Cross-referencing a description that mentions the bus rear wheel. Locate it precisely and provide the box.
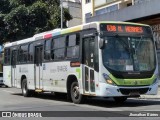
[22,79,32,97]
[113,96,127,103]
[70,81,85,104]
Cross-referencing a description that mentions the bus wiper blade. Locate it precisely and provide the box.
[136,35,144,51]
[115,34,130,52]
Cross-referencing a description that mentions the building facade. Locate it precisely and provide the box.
[82,0,160,46]
[63,0,82,27]
[82,0,134,23]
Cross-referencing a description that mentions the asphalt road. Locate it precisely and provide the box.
[0,87,160,120]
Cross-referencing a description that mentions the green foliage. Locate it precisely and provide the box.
[0,0,11,14]
[0,0,72,44]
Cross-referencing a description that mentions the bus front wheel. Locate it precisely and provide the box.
[22,79,32,97]
[70,81,85,104]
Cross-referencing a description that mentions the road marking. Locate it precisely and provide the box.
[2,90,15,94]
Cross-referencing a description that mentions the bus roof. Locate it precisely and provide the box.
[4,21,150,48]
[4,37,34,48]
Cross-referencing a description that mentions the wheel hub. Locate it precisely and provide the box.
[23,83,27,94]
[73,86,79,99]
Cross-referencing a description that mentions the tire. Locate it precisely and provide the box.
[21,79,32,97]
[70,81,85,104]
[113,96,127,103]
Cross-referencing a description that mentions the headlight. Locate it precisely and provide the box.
[103,73,116,85]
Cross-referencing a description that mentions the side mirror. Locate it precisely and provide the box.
[99,38,105,49]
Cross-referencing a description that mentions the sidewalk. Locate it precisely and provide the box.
[139,87,160,99]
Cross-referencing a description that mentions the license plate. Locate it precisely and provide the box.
[129,92,140,96]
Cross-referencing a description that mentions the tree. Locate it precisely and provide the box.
[0,0,72,44]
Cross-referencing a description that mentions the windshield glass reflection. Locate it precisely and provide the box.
[102,36,155,72]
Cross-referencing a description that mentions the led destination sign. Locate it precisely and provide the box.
[100,23,152,35]
[107,25,143,33]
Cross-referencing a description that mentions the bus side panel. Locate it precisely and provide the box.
[27,64,35,90]
[16,64,35,89]
[16,65,20,88]
[3,66,12,87]
[42,61,81,93]
[43,62,70,92]
[16,65,25,89]
[42,62,53,91]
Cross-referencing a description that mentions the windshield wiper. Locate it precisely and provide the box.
[136,35,144,52]
[115,34,130,52]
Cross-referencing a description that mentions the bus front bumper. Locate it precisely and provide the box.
[98,82,159,97]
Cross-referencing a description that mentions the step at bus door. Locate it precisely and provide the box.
[82,37,97,95]
[11,50,17,87]
[34,46,43,89]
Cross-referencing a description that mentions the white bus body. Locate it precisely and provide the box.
[3,22,159,103]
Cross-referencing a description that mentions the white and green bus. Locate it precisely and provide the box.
[3,21,159,103]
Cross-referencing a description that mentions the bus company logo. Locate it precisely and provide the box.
[2,112,11,117]
[133,81,138,85]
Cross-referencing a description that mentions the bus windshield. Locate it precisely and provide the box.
[102,35,156,72]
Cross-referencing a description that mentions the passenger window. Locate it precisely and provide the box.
[66,34,80,59]
[51,36,66,60]
[28,43,34,62]
[82,37,95,68]
[19,45,28,63]
[68,34,76,46]
[4,48,11,65]
[44,39,51,60]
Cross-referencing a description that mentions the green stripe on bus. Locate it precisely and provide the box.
[109,74,156,86]
[76,68,81,79]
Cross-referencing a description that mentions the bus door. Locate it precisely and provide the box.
[34,46,43,89]
[82,36,98,95]
[11,50,17,87]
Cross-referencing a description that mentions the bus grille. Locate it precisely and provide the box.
[119,88,149,95]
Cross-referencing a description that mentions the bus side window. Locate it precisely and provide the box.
[51,36,66,60]
[82,38,89,66]
[28,43,34,62]
[44,39,51,61]
[11,50,16,66]
[18,47,22,63]
[89,38,95,68]
[51,39,54,60]
[82,37,96,68]
[19,45,28,63]
[66,34,80,59]
[4,48,11,65]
